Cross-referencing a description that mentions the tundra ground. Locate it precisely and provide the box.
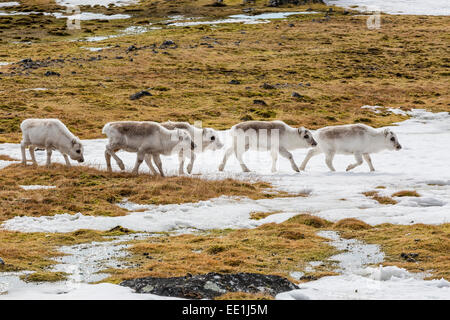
[0,0,448,299]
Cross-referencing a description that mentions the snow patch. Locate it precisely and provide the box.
[19,185,56,190]
[0,2,19,8]
[277,231,450,300]
[55,0,137,7]
[324,0,450,16]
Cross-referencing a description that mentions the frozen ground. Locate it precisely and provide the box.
[168,12,318,27]
[0,108,448,299]
[1,108,449,233]
[0,233,181,299]
[55,0,138,7]
[325,0,450,15]
[277,231,450,300]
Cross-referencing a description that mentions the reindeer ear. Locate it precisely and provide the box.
[71,139,77,146]
[298,127,305,134]
[202,128,206,136]
[384,128,391,137]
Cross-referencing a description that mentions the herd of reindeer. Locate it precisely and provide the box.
[19,118,402,176]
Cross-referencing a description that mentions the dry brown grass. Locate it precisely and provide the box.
[0,155,18,161]
[104,215,339,283]
[215,292,274,300]
[1,7,449,143]
[249,211,280,220]
[0,228,128,275]
[392,190,421,197]
[363,190,398,205]
[0,163,287,222]
[333,218,372,230]
[335,223,450,280]
[287,214,332,228]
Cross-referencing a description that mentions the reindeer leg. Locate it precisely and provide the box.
[346,153,363,172]
[363,153,375,172]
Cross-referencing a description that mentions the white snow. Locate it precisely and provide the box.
[168,11,318,27]
[1,109,449,232]
[0,280,178,300]
[55,0,137,7]
[52,12,131,20]
[0,233,180,300]
[0,10,130,20]
[21,87,49,91]
[277,231,450,300]
[0,159,18,169]
[19,185,56,190]
[324,0,450,16]
[0,2,19,8]
[0,108,449,299]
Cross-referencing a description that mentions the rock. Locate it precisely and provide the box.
[130,90,152,100]
[20,58,33,64]
[0,257,4,265]
[400,252,419,262]
[108,226,131,233]
[300,275,318,281]
[292,92,303,98]
[261,83,276,90]
[120,272,298,299]
[126,45,138,53]
[253,99,268,106]
[159,40,177,49]
[44,71,60,77]
[228,79,241,85]
[240,114,253,121]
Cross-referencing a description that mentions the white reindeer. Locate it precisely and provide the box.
[143,121,224,175]
[219,120,317,173]
[20,119,84,167]
[300,124,402,172]
[102,121,195,176]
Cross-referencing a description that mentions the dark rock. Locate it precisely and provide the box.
[210,0,227,7]
[253,99,268,106]
[0,257,4,265]
[108,226,131,233]
[292,92,303,98]
[126,45,138,53]
[160,40,177,49]
[130,90,152,100]
[400,252,419,262]
[261,83,276,90]
[44,71,60,77]
[300,275,318,281]
[240,114,253,121]
[120,272,298,299]
[228,79,241,85]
